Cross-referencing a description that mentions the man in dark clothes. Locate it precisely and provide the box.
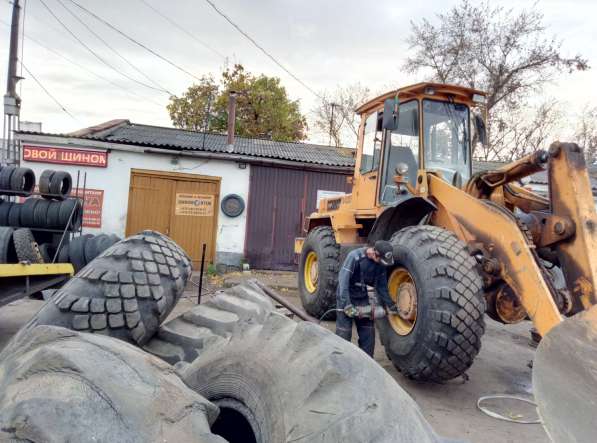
[335,240,398,356]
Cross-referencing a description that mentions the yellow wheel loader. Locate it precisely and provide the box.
[295,82,597,395]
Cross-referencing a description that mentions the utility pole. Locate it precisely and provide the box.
[328,102,337,146]
[3,0,22,166]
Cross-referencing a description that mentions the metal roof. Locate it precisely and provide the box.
[18,121,355,168]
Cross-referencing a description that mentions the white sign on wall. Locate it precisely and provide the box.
[316,190,345,208]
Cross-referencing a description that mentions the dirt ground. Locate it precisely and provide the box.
[0,270,548,443]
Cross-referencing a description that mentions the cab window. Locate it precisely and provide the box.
[360,112,382,174]
[423,99,470,184]
[379,100,420,204]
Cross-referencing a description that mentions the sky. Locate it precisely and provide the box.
[0,0,595,145]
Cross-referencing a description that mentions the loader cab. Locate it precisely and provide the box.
[353,83,487,208]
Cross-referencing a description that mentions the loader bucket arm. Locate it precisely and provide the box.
[548,142,597,313]
[428,174,562,336]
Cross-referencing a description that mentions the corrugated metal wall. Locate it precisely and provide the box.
[246,165,351,270]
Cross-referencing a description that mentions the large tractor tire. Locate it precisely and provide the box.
[298,226,340,319]
[378,225,486,382]
[0,325,225,443]
[22,230,192,346]
[146,280,446,443]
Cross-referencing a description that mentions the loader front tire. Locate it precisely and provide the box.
[378,225,486,382]
[298,226,340,319]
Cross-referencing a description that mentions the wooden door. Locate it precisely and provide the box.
[126,170,220,266]
[169,178,219,265]
[126,173,174,236]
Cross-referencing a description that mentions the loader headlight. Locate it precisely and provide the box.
[396,163,409,175]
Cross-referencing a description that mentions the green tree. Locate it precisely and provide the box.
[168,65,307,142]
[167,75,218,132]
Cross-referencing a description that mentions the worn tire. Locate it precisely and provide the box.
[145,280,444,443]
[0,200,13,225]
[377,225,486,382]
[13,228,43,263]
[49,170,72,200]
[0,325,224,443]
[39,243,57,263]
[298,226,340,319]
[69,234,93,272]
[47,200,62,227]
[6,203,21,227]
[24,231,192,346]
[57,243,70,263]
[20,198,39,227]
[85,233,118,263]
[9,167,36,196]
[0,165,16,193]
[33,198,52,227]
[39,169,55,197]
[59,198,82,229]
[0,227,16,263]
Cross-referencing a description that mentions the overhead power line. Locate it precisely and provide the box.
[56,0,172,95]
[203,0,322,99]
[65,0,205,83]
[0,18,165,108]
[38,0,168,95]
[138,0,226,60]
[20,62,80,122]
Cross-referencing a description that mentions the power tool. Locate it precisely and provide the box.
[343,303,387,320]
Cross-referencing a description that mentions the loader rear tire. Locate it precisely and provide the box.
[298,226,340,319]
[378,225,486,382]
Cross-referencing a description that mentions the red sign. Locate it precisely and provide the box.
[75,188,104,228]
[23,145,108,168]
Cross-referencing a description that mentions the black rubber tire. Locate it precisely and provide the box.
[0,166,16,194]
[58,198,82,230]
[24,231,192,347]
[377,225,486,382]
[298,226,340,319]
[49,170,72,200]
[46,200,62,228]
[39,169,55,198]
[19,198,39,227]
[84,233,118,264]
[9,167,36,196]
[0,326,222,443]
[7,203,21,227]
[13,228,44,263]
[39,243,57,263]
[0,200,13,225]
[0,226,17,263]
[33,198,52,227]
[146,281,444,443]
[69,234,93,272]
[57,243,70,263]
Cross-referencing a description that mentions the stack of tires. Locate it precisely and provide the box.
[0,167,119,268]
[0,168,83,231]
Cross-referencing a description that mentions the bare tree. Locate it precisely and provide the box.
[574,106,597,164]
[312,84,371,147]
[404,0,588,159]
[479,100,562,161]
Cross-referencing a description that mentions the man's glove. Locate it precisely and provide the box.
[343,304,357,318]
[386,304,399,315]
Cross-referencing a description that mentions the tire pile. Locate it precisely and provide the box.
[0,166,120,268]
[0,231,448,443]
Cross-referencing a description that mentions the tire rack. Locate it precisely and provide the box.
[0,171,87,263]
[0,171,86,305]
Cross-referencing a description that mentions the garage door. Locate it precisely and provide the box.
[246,166,351,270]
[126,169,220,265]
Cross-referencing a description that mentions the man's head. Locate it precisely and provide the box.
[366,240,394,266]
